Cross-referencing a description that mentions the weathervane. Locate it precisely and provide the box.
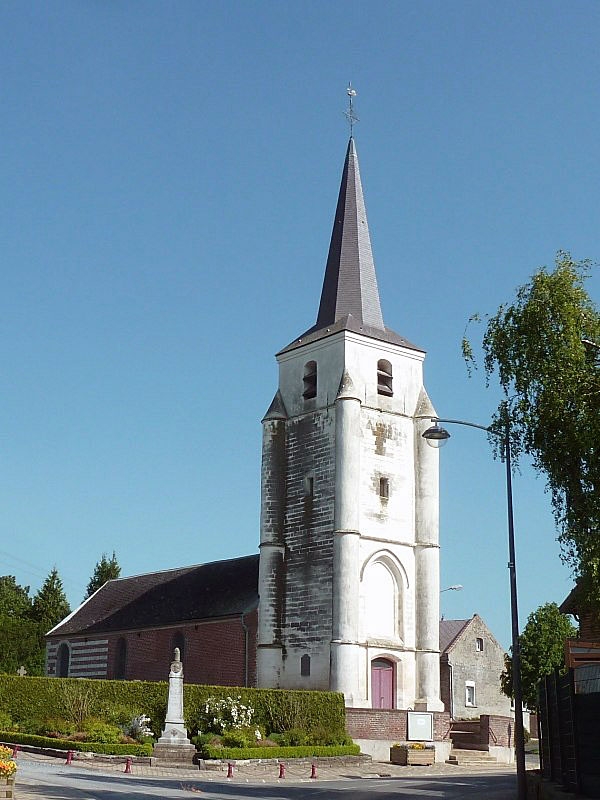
[344,82,359,136]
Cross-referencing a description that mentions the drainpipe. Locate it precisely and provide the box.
[240,613,249,687]
[449,662,454,720]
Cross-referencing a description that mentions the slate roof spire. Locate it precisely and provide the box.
[316,137,385,331]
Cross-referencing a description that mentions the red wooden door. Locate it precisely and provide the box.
[371,658,394,709]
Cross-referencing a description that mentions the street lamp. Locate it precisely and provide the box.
[422,416,527,800]
[440,584,463,592]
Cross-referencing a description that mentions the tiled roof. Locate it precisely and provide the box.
[439,618,470,654]
[48,554,259,637]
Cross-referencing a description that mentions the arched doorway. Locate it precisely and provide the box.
[371,657,394,709]
[56,643,70,678]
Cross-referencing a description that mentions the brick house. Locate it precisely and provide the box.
[439,615,512,719]
[46,555,258,685]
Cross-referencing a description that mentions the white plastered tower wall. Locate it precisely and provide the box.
[257,136,443,711]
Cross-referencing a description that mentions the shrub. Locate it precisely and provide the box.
[38,718,77,738]
[0,731,152,756]
[309,725,352,746]
[201,744,361,760]
[0,676,346,744]
[0,746,12,760]
[221,728,255,748]
[82,720,122,744]
[195,695,254,735]
[0,713,12,732]
[120,714,154,743]
[279,728,308,746]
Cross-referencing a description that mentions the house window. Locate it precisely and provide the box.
[56,643,70,678]
[465,681,476,707]
[377,359,393,396]
[476,637,484,652]
[115,637,127,680]
[301,654,311,677]
[303,361,317,400]
[379,477,389,499]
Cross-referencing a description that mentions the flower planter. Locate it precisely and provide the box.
[390,747,435,766]
[0,777,14,799]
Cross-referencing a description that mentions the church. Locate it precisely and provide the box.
[46,135,443,713]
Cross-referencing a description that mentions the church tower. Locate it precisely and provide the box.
[257,137,443,711]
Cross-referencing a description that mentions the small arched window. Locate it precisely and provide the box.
[115,637,127,680]
[301,654,311,677]
[172,631,186,664]
[56,643,70,677]
[377,360,393,396]
[303,361,317,400]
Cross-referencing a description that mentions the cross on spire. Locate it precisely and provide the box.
[344,82,359,136]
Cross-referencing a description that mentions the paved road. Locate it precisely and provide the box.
[14,755,523,800]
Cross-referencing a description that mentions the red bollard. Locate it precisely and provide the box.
[278,761,286,779]
[227,762,234,778]
[11,745,19,760]
[310,762,317,779]
[124,757,132,774]
[65,750,73,766]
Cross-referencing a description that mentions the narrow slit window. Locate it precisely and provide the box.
[476,637,484,652]
[301,654,311,677]
[303,361,317,400]
[379,477,389,499]
[377,360,393,396]
[305,476,314,497]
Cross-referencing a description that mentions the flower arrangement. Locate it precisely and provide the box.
[0,759,16,779]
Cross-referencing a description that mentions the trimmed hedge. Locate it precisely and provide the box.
[201,744,361,760]
[0,732,152,756]
[0,676,346,738]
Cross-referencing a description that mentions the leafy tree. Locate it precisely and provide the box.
[85,551,121,599]
[464,252,600,604]
[0,576,32,619]
[0,575,46,675]
[31,567,70,631]
[501,602,578,709]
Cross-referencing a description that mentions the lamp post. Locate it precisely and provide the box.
[440,584,463,592]
[422,417,526,800]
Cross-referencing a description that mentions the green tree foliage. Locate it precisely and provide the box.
[464,252,600,603]
[0,576,31,619]
[85,551,121,599]
[0,576,44,675]
[0,570,70,676]
[31,568,71,631]
[501,602,578,709]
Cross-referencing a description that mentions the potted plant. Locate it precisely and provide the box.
[0,746,16,799]
[390,742,435,766]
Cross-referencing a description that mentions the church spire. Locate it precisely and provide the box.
[316,137,385,331]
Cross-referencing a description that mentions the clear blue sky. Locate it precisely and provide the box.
[2,1,598,649]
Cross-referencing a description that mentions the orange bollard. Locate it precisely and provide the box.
[310,762,317,779]
[227,762,234,778]
[65,750,73,765]
[11,746,18,760]
[278,761,285,779]
[124,757,132,774]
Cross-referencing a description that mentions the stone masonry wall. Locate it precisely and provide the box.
[448,615,511,719]
[281,408,335,686]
